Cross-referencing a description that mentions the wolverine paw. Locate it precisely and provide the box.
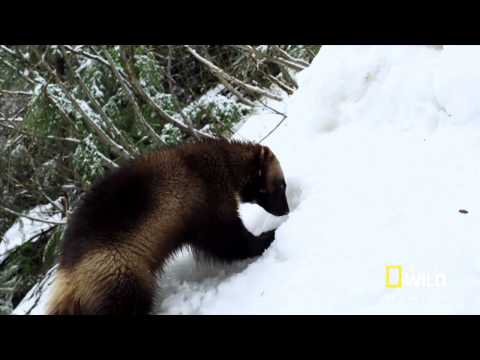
[247,229,276,256]
[258,229,276,249]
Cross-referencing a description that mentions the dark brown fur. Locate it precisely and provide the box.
[47,139,289,315]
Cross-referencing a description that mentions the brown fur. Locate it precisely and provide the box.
[47,139,289,315]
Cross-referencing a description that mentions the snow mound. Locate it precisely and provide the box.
[156,46,480,314]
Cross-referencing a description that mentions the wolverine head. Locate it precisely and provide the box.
[241,145,290,216]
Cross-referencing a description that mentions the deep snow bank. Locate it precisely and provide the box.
[156,46,480,314]
[14,45,480,314]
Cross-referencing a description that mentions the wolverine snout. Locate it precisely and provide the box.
[268,196,290,216]
[278,200,290,216]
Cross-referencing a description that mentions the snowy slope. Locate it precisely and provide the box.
[15,45,480,315]
[156,45,480,315]
[1,203,62,264]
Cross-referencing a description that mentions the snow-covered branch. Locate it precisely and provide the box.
[34,52,133,161]
[232,45,299,88]
[63,45,109,67]
[60,46,139,155]
[264,73,295,95]
[0,206,66,226]
[185,45,283,102]
[43,87,119,170]
[102,47,166,146]
[0,90,33,96]
[118,47,215,140]
[272,45,310,68]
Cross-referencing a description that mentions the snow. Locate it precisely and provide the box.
[14,45,480,315]
[1,203,62,264]
[11,266,57,315]
[155,45,480,314]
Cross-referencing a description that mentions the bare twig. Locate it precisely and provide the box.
[0,58,36,85]
[32,48,133,161]
[37,190,64,214]
[0,45,17,56]
[63,45,109,67]
[165,46,192,126]
[186,45,282,102]
[6,46,131,162]
[166,45,176,95]
[305,46,320,60]
[278,65,298,89]
[231,45,299,88]
[257,98,288,118]
[264,72,295,95]
[0,122,81,144]
[257,99,288,144]
[270,56,305,73]
[238,45,306,72]
[272,45,310,68]
[0,206,66,225]
[21,151,67,215]
[44,87,119,170]
[102,47,166,146]
[60,46,139,155]
[215,73,255,107]
[65,45,137,93]
[201,48,255,107]
[119,46,215,140]
[259,113,288,144]
[87,46,136,92]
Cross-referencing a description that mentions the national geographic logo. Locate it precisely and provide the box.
[386,265,447,289]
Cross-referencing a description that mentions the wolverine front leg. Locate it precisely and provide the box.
[197,217,276,262]
[248,229,275,256]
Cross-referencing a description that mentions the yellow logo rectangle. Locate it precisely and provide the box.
[386,265,402,288]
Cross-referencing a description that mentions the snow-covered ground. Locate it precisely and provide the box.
[14,45,480,314]
[1,203,62,264]
[1,202,62,315]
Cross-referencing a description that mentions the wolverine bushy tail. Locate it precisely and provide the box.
[47,268,154,315]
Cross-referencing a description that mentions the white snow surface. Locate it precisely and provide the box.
[1,203,62,264]
[12,266,57,315]
[156,45,480,315]
[15,45,480,315]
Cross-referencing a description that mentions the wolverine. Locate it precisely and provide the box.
[47,139,289,315]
